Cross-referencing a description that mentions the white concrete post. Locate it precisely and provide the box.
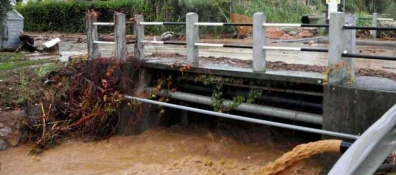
[114,13,127,61]
[134,15,145,60]
[345,13,356,80]
[327,12,355,84]
[186,12,199,67]
[322,12,328,33]
[86,13,99,60]
[252,12,266,72]
[371,13,378,38]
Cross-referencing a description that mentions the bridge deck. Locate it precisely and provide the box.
[143,56,325,85]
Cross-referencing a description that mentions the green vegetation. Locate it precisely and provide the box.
[12,0,396,34]
[0,59,53,71]
[0,52,25,62]
[1,0,13,39]
[0,62,63,107]
[15,0,229,34]
[345,0,396,16]
[15,0,322,34]
[34,63,63,77]
[0,52,62,106]
[233,0,323,23]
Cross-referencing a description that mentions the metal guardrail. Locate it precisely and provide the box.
[329,105,396,175]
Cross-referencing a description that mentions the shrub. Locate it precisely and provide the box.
[16,0,327,34]
[15,0,231,34]
[1,0,13,38]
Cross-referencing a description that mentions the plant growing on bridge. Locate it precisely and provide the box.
[193,74,262,113]
[322,61,355,85]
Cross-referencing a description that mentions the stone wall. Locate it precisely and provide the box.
[0,110,27,151]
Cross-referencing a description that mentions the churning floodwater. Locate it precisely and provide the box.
[0,124,321,175]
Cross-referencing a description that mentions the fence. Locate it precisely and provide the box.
[357,13,396,37]
[86,12,128,61]
[86,12,396,85]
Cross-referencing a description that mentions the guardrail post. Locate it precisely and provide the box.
[371,13,378,38]
[134,15,145,60]
[186,12,199,67]
[86,12,99,60]
[114,12,127,61]
[253,12,266,72]
[327,12,355,84]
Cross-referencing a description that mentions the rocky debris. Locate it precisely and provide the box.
[230,13,253,39]
[378,21,396,40]
[15,30,43,53]
[357,21,396,39]
[0,110,28,122]
[159,31,184,41]
[267,27,316,39]
[0,110,28,151]
[0,127,12,137]
[0,139,8,150]
[42,38,61,55]
[98,35,134,43]
[267,27,293,39]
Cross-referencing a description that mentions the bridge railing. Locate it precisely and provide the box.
[329,104,396,175]
[86,12,128,61]
[87,12,396,84]
[357,13,396,37]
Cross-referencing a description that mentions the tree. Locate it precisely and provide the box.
[1,0,13,39]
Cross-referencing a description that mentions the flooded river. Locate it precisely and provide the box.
[0,125,321,175]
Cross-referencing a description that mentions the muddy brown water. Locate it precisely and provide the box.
[0,125,321,175]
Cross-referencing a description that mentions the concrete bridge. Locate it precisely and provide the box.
[83,11,396,174]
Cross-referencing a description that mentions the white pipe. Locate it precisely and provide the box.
[152,89,323,124]
[123,95,358,140]
[93,22,114,26]
[264,23,302,27]
[143,40,165,44]
[195,43,224,47]
[195,22,224,26]
[377,18,395,21]
[263,46,301,51]
[140,22,164,25]
[93,41,116,44]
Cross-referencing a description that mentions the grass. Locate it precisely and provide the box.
[355,11,372,26]
[0,56,64,108]
[0,52,26,62]
[34,63,63,77]
[232,0,325,23]
[0,59,55,71]
[0,63,64,107]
